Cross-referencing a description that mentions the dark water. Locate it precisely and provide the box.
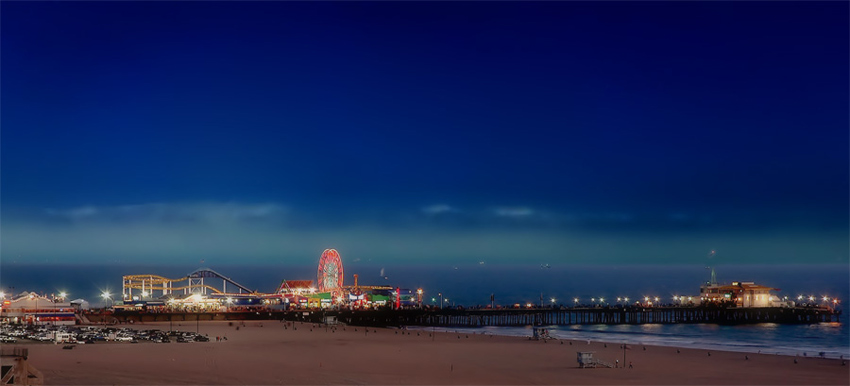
[2,262,847,357]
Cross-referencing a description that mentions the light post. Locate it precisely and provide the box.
[102,292,112,308]
[438,293,443,310]
[550,298,556,308]
[31,293,38,326]
[573,298,579,307]
[417,289,423,309]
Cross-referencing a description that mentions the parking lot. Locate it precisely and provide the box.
[0,324,211,344]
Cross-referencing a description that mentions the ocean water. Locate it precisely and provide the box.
[2,262,847,358]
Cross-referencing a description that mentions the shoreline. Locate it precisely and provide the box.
[409,324,849,360]
[13,320,849,385]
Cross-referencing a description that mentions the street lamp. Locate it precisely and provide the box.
[417,288,423,308]
[438,293,443,309]
[31,293,38,326]
[573,298,579,306]
[102,292,112,307]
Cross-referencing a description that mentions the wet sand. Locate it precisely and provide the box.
[17,321,850,385]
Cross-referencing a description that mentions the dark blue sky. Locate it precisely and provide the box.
[2,2,847,266]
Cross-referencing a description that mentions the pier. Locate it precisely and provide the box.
[85,305,840,327]
[336,306,840,328]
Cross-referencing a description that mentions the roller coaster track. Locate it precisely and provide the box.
[123,268,258,300]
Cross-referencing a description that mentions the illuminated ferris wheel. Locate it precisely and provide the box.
[317,249,344,292]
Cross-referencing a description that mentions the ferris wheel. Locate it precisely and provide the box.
[317,249,344,292]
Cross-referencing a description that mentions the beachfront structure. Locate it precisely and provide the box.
[699,281,782,307]
[0,292,75,326]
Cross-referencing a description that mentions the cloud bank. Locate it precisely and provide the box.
[2,201,847,266]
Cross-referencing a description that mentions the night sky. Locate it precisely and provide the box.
[2,2,847,266]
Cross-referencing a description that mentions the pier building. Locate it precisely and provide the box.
[0,292,74,326]
[700,281,784,307]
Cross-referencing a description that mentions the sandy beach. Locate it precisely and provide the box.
[11,320,848,385]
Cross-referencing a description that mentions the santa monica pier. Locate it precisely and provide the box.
[0,249,841,328]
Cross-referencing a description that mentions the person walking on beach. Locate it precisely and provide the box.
[628,362,633,369]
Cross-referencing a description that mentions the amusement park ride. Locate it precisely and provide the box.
[121,249,405,309]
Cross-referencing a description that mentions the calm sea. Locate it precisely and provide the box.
[2,262,847,358]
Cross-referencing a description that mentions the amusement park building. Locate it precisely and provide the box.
[0,292,75,326]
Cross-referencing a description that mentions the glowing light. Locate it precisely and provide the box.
[617,297,622,302]
[550,298,556,303]
[573,298,579,303]
[417,289,423,295]
[226,297,233,304]
[59,292,67,298]
[644,297,649,302]
[141,291,149,297]
[624,297,629,302]
[809,296,815,301]
[797,295,803,300]
[823,296,829,302]
[654,297,659,302]
[0,292,4,299]
[599,298,605,303]
[591,298,596,302]
[101,292,111,299]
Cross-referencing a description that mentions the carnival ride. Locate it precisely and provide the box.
[317,249,344,292]
[122,268,257,301]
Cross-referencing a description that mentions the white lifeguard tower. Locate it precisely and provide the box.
[532,326,552,340]
[577,351,614,368]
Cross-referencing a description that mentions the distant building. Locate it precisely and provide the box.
[700,281,782,307]
[0,292,75,325]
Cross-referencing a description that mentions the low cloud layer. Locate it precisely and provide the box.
[43,202,287,225]
[2,201,847,266]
